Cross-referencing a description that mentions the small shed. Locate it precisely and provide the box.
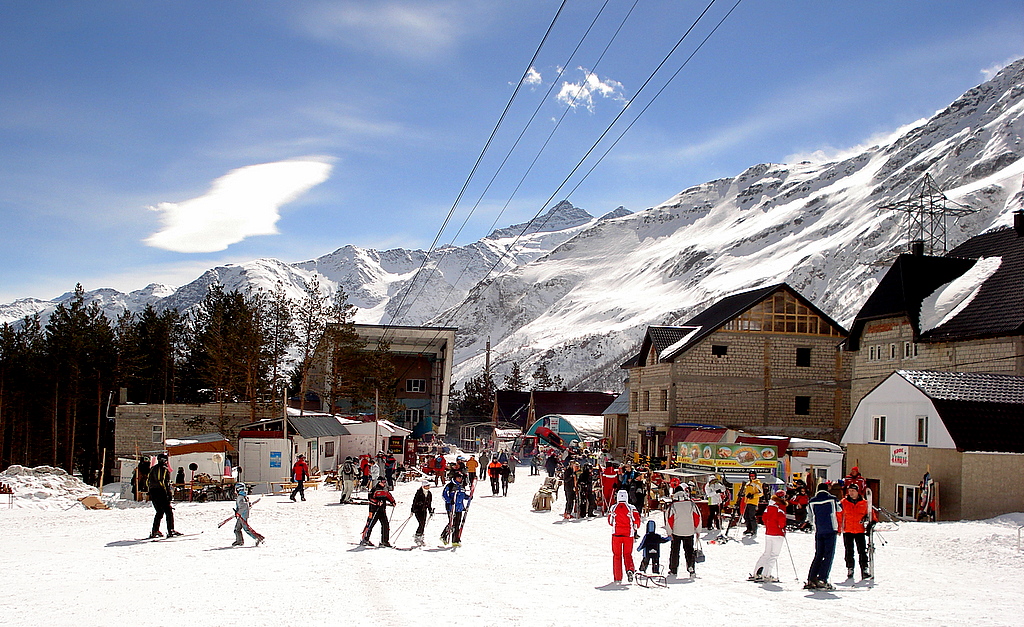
[166,433,234,482]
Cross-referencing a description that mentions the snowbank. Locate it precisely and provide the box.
[0,465,106,510]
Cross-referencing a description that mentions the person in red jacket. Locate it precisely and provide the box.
[607,489,641,583]
[750,490,788,582]
[290,454,310,502]
[838,484,872,579]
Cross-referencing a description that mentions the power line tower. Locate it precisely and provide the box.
[879,174,977,255]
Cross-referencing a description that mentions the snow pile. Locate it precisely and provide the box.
[0,465,102,510]
[919,256,1002,332]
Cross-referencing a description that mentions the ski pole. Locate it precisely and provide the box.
[783,535,800,581]
[391,513,414,543]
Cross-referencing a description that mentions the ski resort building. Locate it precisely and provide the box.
[306,324,456,437]
[622,284,850,463]
[845,218,1024,412]
[843,370,1024,521]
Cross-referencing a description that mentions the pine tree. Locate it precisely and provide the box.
[503,362,526,392]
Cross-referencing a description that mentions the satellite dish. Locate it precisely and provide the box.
[188,463,198,471]
[212,454,222,464]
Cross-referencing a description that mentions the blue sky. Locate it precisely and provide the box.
[1,1,1021,302]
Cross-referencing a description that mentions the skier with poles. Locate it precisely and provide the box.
[749,490,787,582]
[608,490,641,584]
[838,484,872,579]
[411,480,434,546]
[359,478,396,547]
[147,453,182,539]
[441,473,472,547]
[229,483,264,547]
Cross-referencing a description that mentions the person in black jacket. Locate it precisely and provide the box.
[562,462,579,519]
[360,479,396,547]
[498,462,512,497]
[411,481,434,546]
[578,464,595,517]
[148,453,182,539]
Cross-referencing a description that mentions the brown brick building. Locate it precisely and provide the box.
[623,284,850,461]
[114,402,278,458]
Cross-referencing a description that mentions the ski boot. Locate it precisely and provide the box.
[626,571,634,583]
[687,567,696,578]
[414,534,425,547]
[148,530,164,539]
[255,535,265,547]
[232,540,244,547]
[166,530,183,538]
[862,568,872,579]
[359,538,374,547]
[379,541,392,548]
[847,567,855,579]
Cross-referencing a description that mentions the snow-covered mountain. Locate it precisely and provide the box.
[434,58,1024,390]
[3,59,1022,394]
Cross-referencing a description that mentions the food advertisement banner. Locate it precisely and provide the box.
[675,442,778,470]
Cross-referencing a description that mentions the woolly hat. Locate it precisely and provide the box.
[421,480,431,487]
[616,490,628,503]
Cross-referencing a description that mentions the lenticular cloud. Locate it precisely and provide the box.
[145,158,333,253]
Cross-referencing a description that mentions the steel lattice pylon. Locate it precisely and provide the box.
[879,174,977,255]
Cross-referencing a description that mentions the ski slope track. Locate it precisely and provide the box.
[2,60,1023,391]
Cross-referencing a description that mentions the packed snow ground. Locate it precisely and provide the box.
[1,468,1022,626]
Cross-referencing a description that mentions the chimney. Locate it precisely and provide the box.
[1015,209,1024,237]
[909,240,925,256]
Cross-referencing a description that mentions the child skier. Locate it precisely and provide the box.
[608,490,641,583]
[636,519,671,574]
[232,484,264,547]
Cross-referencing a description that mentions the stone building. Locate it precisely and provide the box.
[114,402,278,459]
[846,221,1024,411]
[623,283,850,462]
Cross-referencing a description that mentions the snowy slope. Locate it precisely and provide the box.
[437,58,1024,390]
[0,469,1021,626]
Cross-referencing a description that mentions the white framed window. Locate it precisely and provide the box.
[895,484,920,518]
[868,346,876,361]
[903,341,919,359]
[889,343,897,359]
[406,379,426,393]
[659,389,668,412]
[642,390,651,411]
[324,441,335,458]
[405,408,424,426]
[630,391,639,412]
[152,425,163,444]
[916,415,929,445]
[872,415,887,442]
[876,345,883,360]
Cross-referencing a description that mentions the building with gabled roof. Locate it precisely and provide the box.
[842,369,1024,520]
[622,283,849,462]
[846,220,1024,411]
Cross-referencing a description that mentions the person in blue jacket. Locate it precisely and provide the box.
[441,474,472,546]
[636,519,671,574]
[805,485,842,590]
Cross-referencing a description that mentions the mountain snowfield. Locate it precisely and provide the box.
[4,59,1023,392]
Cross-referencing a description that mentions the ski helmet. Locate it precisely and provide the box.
[616,490,628,503]
[237,483,247,495]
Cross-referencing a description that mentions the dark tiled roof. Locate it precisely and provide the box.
[898,370,1024,453]
[288,415,352,438]
[899,370,1024,404]
[926,227,1024,341]
[846,254,976,350]
[532,391,619,417]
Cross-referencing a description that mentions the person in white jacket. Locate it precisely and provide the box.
[664,490,702,577]
[704,475,727,530]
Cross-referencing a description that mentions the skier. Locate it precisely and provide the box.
[147,453,181,539]
[741,471,763,536]
[478,450,490,480]
[665,489,700,577]
[530,454,541,476]
[544,452,558,477]
[339,456,358,504]
[750,490,787,582]
[465,455,479,487]
[636,519,670,574]
[838,484,872,579]
[441,473,471,546]
[844,466,867,494]
[487,458,502,495]
[499,461,512,497]
[805,484,842,590]
[704,475,728,530]
[290,454,309,502]
[360,478,396,547]
[384,453,397,490]
[411,480,434,546]
[577,463,594,517]
[562,462,579,519]
[608,490,641,583]
[231,483,264,546]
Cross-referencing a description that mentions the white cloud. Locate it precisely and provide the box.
[145,158,333,253]
[556,67,627,112]
[295,1,474,59]
[524,66,542,87]
[980,57,1020,81]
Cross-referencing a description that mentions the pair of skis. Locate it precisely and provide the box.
[217,497,265,545]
